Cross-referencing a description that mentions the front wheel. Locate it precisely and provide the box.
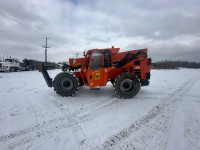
[53,72,80,97]
[114,73,140,99]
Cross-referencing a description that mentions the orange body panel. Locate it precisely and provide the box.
[69,58,84,68]
[71,46,151,89]
[112,49,148,62]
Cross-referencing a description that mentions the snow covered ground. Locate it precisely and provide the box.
[0,69,200,150]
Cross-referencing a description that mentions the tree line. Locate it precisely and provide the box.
[152,60,200,69]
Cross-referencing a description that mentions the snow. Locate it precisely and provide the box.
[166,105,185,150]
[0,69,200,150]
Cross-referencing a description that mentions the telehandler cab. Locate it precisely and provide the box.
[39,46,151,99]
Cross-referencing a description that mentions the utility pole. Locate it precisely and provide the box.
[42,36,50,62]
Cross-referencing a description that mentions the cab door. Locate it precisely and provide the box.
[87,50,104,89]
[102,50,112,86]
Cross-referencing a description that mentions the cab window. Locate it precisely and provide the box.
[90,50,103,70]
[104,50,111,67]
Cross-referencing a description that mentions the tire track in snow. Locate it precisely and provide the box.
[47,94,128,146]
[0,94,120,149]
[165,78,200,150]
[182,95,200,150]
[0,84,176,149]
[48,94,123,148]
[0,98,78,149]
[96,76,200,150]
[71,95,120,120]
[47,95,87,148]
[0,115,68,149]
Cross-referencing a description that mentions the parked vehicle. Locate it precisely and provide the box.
[21,59,58,71]
[0,58,20,72]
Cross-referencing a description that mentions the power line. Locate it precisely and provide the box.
[0,13,45,37]
[0,44,36,50]
[0,14,44,49]
[0,14,63,47]
[0,31,30,42]
[0,33,42,45]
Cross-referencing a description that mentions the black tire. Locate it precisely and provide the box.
[53,72,79,97]
[10,67,15,72]
[110,79,114,85]
[114,73,140,99]
[27,66,32,71]
[79,78,84,86]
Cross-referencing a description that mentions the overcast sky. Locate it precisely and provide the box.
[0,0,200,62]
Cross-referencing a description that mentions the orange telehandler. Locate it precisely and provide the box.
[39,46,151,99]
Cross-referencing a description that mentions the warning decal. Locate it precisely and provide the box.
[95,73,100,80]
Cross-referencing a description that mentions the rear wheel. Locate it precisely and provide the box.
[114,73,140,99]
[14,68,18,72]
[53,72,80,97]
[10,67,15,72]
